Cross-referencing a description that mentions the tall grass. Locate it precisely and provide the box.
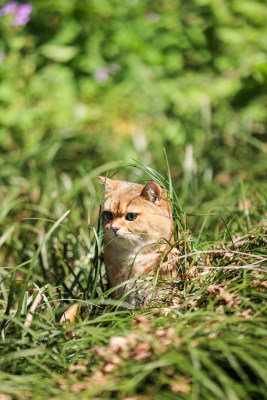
[0,160,266,399]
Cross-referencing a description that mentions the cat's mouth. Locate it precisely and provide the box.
[113,231,134,240]
[107,229,144,247]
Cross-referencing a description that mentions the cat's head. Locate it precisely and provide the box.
[98,177,173,250]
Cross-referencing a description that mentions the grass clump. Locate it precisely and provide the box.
[1,0,267,397]
[1,161,266,400]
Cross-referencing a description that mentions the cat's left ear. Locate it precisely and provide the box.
[97,176,117,193]
[141,181,162,205]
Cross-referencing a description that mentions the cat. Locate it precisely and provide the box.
[98,176,177,306]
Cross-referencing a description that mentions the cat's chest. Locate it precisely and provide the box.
[104,243,160,279]
[104,243,142,267]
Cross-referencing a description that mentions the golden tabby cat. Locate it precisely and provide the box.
[98,177,175,305]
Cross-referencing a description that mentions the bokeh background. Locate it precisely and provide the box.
[1,0,267,230]
[1,4,267,397]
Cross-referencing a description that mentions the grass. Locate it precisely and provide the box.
[0,159,267,400]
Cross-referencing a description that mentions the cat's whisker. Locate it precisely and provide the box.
[135,237,144,247]
[132,236,151,254]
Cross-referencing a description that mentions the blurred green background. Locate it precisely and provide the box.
[1,0,267,229]
[1,2,267,396]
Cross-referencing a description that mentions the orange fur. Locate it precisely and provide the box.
[98,177,174,305]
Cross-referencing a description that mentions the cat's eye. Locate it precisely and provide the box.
[105,211,114,221]
[126,213,138,221]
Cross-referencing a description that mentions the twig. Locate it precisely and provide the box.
[24,292,43,328]
[174,249,266,261]
[158,250,267,272]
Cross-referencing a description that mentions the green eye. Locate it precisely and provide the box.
[126,213,138,221]
[105,211,114,221]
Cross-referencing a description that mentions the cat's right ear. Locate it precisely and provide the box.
[97,176,116,193]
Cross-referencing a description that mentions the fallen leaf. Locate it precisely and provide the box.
[134,315,149,329]
[170,382,190,394]
[131,341,151,360]
[207,285,240,308]
[69,364,87,373]
[0,395,11,400]
[109,336,129,353]
[102,363,116,373]
[71,381,91,393]
[60,303,78,324]
[236,309,253,319]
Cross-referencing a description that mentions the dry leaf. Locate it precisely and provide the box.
[231,234,247,248]
[170,382,190,394]
[102,363,116,373]
[161,247,181,277]
[207,285,241,308]
[60,303,78,324]
[69,364,87,373]
[71,382,91,393]
[134,315,149,328]
[0,395,11,400]
[236,309,253,319]
[109,336,129,353]
[131,341,151,361]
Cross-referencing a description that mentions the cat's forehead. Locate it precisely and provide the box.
[104,181,143,210]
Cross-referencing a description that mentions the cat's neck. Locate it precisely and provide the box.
[104,240,174,304]
[104,241,169,287]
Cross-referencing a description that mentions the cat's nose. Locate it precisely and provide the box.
[111,226,120,233]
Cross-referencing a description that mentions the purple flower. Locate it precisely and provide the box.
[0,51,4,65]
[0,2,32,26]
[0,1,17,15]
[12,3,32,26]
[93,67,109,83]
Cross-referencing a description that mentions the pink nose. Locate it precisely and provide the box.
[111,226,119,233]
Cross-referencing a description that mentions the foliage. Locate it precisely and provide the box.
[0,0,267,204]
[0,0,267,399]
[1,159,266,399]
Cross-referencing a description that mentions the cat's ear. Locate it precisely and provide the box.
[141,181,162,205]
[97,176,117,193]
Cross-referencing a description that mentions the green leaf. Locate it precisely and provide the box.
[40,45,78,62]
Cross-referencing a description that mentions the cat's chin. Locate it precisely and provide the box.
[105,232,140,250]
[113,235,138,249]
